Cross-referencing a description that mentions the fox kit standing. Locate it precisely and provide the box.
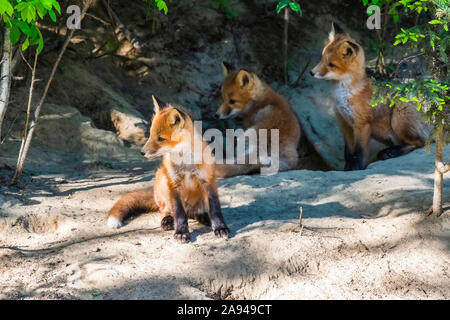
[311,23,429,171]
[215,62,301,177]
[108,97,230,243]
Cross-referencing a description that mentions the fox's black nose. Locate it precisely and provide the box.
[140,149,145,156]
[310,71,314,76]
[214,114,220,120]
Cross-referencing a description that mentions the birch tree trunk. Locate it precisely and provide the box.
[0,28,12,141]
[431,125,449,216]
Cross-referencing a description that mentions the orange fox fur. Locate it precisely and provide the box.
[311,23,430,170]
[215,62,301,177]
[108,96,230,243]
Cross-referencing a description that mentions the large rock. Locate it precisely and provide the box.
[61,62,149,146]
[34,103,137,159]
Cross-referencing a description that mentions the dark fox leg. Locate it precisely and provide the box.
[346,123,371,171]
[204,185,229,238]
[170,192,190,243]
[344,144,354,171]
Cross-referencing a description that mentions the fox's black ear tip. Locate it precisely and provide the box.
[222,61,234,70]
[332,22,345,34]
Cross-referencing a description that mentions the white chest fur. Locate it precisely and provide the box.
[333,81,355,125]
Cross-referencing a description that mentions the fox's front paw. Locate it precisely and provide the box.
[161,215,174,231]
[174,230,190,243]
[213,226,230,238]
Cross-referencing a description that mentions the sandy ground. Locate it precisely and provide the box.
[0,146,449,300]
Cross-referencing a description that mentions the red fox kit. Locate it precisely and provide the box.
[311,23,429,170]
[215,62,301,177]
[107,96,230,243]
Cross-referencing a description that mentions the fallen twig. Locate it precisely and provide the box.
[292,59,311,88]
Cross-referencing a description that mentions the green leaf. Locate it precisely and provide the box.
[48,9,56,22]
[10,26,21,45]
[393,14,399,23]
[289,2,301,14]
[0,0,14,16]
[18,21,32,36]
[41,0,53,10]
[20,3,37,23]
[37,28,44,53]
[276,0,289,14]
[52,0,61,14]
[22,37,30,51]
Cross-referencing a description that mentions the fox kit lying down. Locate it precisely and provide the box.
[108,97,230,243]
[214,62,301,178]
[311,23,430,171]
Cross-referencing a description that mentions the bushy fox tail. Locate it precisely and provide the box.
[107,187,158,228]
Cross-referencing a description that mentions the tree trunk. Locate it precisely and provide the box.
[428,40,448,216]
[10,1,91,184]
[0,28,12,141]
[431,125,448,216]
[283,7,289,84]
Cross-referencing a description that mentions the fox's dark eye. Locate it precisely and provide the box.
[328,63,336,68]
[158,136,165,142]
[229,99,236,105]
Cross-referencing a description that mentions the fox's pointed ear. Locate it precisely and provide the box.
[236,70,252,88]
[168,108,185,128]
[329,22,345,41]
[222,61,233,77]
[152,95,161,113]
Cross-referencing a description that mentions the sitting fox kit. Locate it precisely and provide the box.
[311,23,429,171]
[215,62,301,177]
[108,97,230,243]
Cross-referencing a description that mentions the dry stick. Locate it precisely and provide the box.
[10,2,91,185]
[15,49,39,168]
[0,28,12,142]
[292,58,311,88]
[375,4,389,75]
[298,207,304,236]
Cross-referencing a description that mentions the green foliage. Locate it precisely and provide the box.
[210,0,237,19]
[143,0,171,15]
[370,0,449,128]
[276,0,302,15]
[362,0,401,23]
[0,0,61,53]
[144,0,238,20]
